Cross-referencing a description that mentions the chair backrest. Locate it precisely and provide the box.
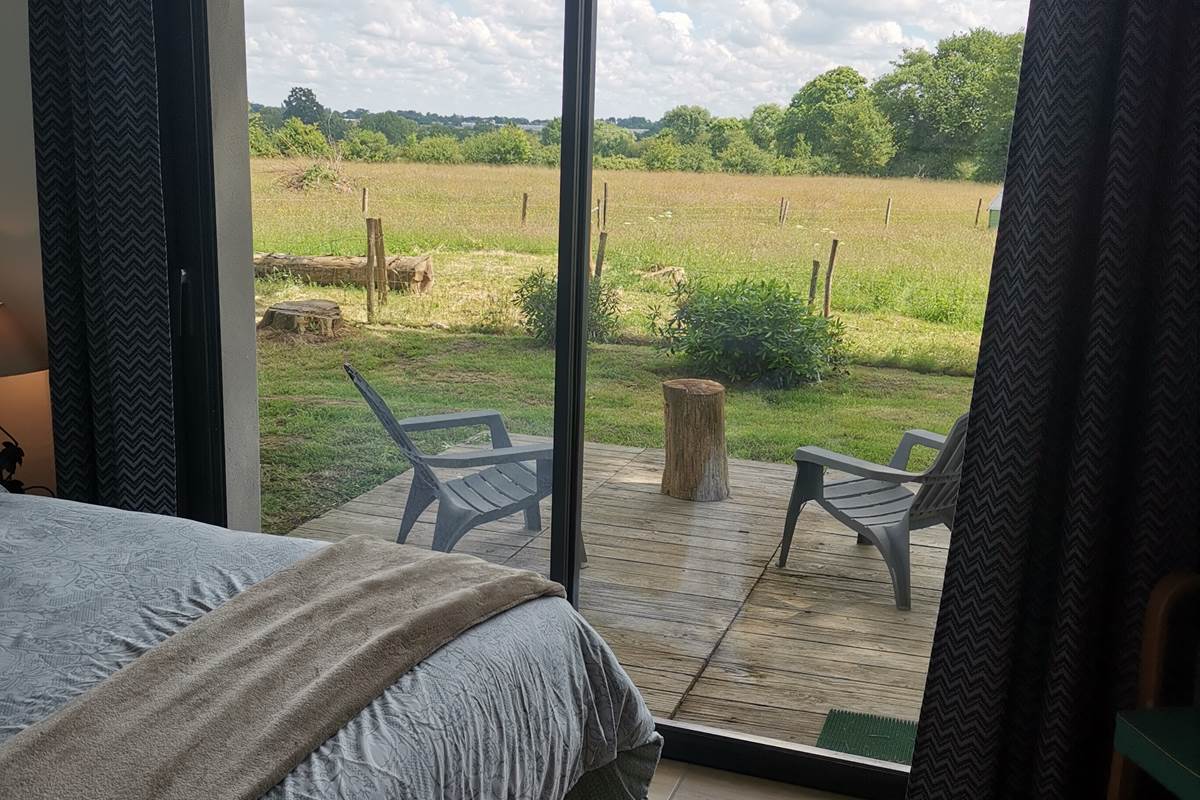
[909,413,970,529]
[344,363,441,489]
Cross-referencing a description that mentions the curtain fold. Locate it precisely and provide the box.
[29,0,177,514]
[908,1,1200,797]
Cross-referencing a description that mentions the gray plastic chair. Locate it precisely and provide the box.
[344,363,552,553]
[778,414,969,610]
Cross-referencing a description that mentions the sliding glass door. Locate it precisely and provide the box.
[550,1,1030,796]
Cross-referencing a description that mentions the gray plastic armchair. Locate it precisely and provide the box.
[778,414,969,610]
[345,363,552,553]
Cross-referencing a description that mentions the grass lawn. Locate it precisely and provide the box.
[258,325,974,534]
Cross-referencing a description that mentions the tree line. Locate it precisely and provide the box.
[250,28,1022,182]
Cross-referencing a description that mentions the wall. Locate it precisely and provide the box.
[209,0,262,530]
[0,0,56,493]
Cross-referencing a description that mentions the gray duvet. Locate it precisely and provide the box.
[0,493,661,799]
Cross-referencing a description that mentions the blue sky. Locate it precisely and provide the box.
[244,0,1030,119]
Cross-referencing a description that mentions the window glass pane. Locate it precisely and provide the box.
[247,0,564,580]
[576,0,1030,763]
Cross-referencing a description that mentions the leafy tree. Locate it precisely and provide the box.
[404,135,463,164]
[462,125,533,165]
[824,99,897,174]
[746,103,784,152]
[778,67,869,156]
[255,105,285,131]
[359,112,418,146]
[341,128,394,162]
[659,105,712,146]
[718,132,774,174]
[640,134,681,171]
[248,112,277,157]
[272,117,330,158]
[541,117,562,146]
[676,143,717,173]
[874,28,1024,179]
[593,120,636,157]
[282,87,324,124]
[531,143,561,168]
[707,117,744,156]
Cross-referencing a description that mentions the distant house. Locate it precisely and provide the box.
[988,188,1003,229]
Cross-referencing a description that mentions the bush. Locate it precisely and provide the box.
[405,135,464,164]
[593,154,642,171]
[640,135,681,171]
[530,143,561,168]
[341,128,394,162]
[249,112,278,157]
[650,279,847,387]
[462,125,533,165]
[273,117,331,158]
[513,269,621,345]
[718,133,774,174]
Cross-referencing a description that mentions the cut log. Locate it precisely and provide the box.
[661,379,730,502]
[257,300,343,336]
[254,252,433,294]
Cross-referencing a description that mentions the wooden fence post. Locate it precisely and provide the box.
[808,259,821,311]
[595,231,608,280]
[364,218,377,323]
[778,196,786,225]
[602,181,609,230]
[372,218,388,306]
[521,192,529,226]
[974,197,983,227]
[823,239,839,318]
[885,197,892,226]
[361,187,370,217]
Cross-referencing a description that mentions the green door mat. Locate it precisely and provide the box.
[816,709,918,765]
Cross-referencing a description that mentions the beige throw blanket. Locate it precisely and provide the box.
[0,535,564,800]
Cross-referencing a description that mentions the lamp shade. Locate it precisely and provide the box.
[0,302,44,377]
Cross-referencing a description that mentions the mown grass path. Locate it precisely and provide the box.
[258,327,973,533]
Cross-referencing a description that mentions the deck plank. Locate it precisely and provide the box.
[288,435,946,753]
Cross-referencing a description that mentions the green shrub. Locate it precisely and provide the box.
[405,135,464,164]
[462,125,533,165]
[273,117,331,158]
[718,133,774,174]
[249,112,278,157]
[340,128,394,162]
[593,154,642,171]
[513,269,621,345]
[530,143,561,168]
[650,279,847,387]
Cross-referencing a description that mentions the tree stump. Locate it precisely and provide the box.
[257,300,343,336]
[661,379,730,502]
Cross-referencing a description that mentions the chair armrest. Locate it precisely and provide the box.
[889,429,947,469]
[424,444,552,468]
[794,446,921,483]
[398,410,514,448]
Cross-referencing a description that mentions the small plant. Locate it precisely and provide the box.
[650,278,847,387]
[513,269,621,345]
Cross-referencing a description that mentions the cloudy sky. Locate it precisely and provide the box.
[245,0,1030,120]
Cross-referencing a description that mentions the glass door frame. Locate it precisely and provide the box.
[547,2,909,796]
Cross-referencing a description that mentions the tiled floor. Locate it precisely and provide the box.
[649,760,851,799]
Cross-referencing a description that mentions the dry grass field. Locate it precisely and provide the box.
[252,159,991,530]
[252,159,998,375]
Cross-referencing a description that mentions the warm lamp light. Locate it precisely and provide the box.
[0,302,52,494]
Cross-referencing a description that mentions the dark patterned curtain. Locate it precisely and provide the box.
[908,1,1200,797]
[28,0,177,514]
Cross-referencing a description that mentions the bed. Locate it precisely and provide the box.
[0,492,661,799]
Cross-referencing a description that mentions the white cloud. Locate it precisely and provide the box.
[243,0,1030,119]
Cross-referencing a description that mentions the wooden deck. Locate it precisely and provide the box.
[289,436,947,748]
